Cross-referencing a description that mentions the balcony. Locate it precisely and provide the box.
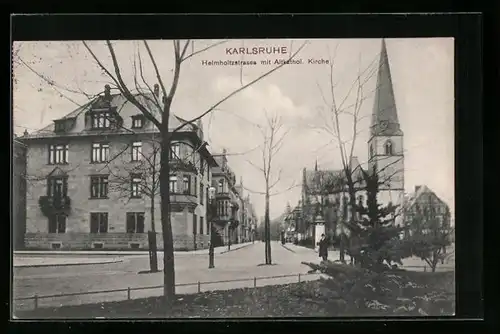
[169,159,197,174]
[215,191,230,200]
[38,195,71,217]
[169,193,198,212]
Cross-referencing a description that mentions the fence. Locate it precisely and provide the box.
[13,272,322,311]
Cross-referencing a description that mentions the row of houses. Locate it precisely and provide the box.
[12,84,258,251]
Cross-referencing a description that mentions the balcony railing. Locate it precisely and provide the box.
[38,195,71,217]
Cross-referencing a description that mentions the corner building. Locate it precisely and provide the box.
[22,85,217,250]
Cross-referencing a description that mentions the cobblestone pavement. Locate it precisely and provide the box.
[13,241,322,311]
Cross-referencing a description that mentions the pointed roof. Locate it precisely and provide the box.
[371,39,403,137]
[403,185,448,211]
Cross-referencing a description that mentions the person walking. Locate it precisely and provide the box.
[318,234,329,262]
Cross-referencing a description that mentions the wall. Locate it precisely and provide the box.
[24,133,210,250]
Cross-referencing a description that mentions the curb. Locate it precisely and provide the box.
[280,243,296,253]
[219,242,254,255]
[14,259,124,269]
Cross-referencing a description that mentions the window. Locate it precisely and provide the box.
[126,212,145,233]
[131,174,142,198]
[90,175,108,198]
[170,142,181,159]
[54,121,66,133]
[90,212,108,233]
[169,175,177,193]
[91,111,111,129]
[200,182,204,205]
[131,115,144,129]
[200,159,205,175]
[218,179,224,193]
[47,177,68,197]
[193,214,197,235]
[200,216,204,234]
[48,214,66,233]
[91,143,109,163]
[48,144,69,164]
[369,144,374,159]
[183,175,191,194]
[131,141,142,161]
[206,219,210,235]
[357,195,364,204]
[194,176,198,197]
[384,140,394,155]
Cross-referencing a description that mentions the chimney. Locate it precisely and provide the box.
[415,185,421,193]
[104,84,111,100]
[153,84,159,97]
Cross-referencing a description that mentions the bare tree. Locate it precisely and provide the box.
[79,39,307,303]
[406,199,454,272]
[106,135,161,272]
[15,39,307,303]
[245,110,293,265]
[311,42,403,263]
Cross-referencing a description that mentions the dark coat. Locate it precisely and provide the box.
[318,238,328,257]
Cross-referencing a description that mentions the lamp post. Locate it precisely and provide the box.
[208,186,216,269]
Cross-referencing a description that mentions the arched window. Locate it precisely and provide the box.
[384,140,394,155]
[369,144,374,159]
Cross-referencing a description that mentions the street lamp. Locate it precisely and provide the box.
[208,186,216,269]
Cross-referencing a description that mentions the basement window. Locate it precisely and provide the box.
[92,242,104,249]
[50,242,62,250]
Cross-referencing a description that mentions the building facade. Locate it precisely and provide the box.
[13,136,27,250]
[211,150,241,246]
[402,185,452,238]
[21,85,218,250]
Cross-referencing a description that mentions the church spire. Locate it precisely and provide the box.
[371,39,403,137]
[314,159,318,171]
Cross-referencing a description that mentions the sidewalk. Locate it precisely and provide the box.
[14,241,256,257]
[14,257,123,268]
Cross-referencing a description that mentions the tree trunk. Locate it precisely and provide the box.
[265,190,272,265]
[160,132,175,304]
[149,191,159,272]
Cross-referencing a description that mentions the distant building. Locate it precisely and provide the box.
[403,185,452,237]
[21,84,218,251]
[211,151,258,246]
[13,137,27,250]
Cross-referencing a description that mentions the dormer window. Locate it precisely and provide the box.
[54,118,76,133]
[91,111,111,129]
[131,115,145,129]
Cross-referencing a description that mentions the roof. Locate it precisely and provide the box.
[403,185,448,210]
[21,91,194,140]
[371,39,403,137]
[303,156,364,193]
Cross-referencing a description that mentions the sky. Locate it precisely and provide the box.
[12,38,455,220]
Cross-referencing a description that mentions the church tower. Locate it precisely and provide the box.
[367,39,405,211]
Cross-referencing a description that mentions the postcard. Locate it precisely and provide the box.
[12,38,455,319]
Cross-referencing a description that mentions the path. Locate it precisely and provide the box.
[13,241,323,311]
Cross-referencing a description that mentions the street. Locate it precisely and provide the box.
[13,241,321,310]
